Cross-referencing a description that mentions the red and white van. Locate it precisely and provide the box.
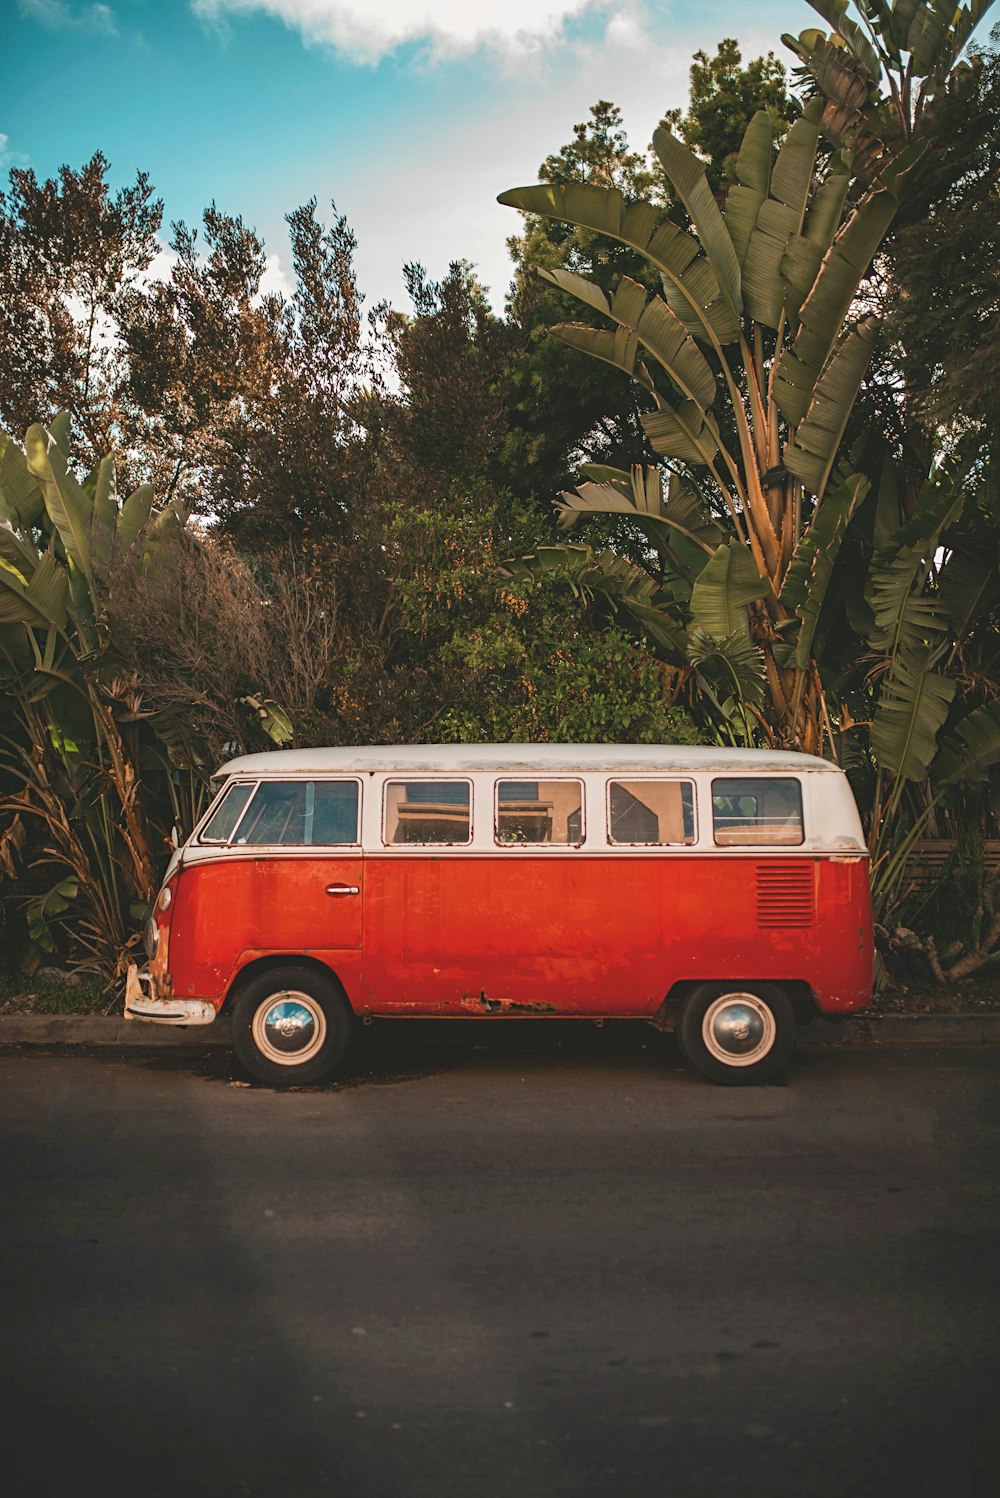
[125,744,873,1085]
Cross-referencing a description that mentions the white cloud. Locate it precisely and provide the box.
[191,0,617,65]
[17,1,118,33]
[332,8,691,307]
[258,251,295,302]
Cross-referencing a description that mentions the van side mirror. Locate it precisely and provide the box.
[170,825,180,850]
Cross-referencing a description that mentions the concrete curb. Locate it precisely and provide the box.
[1,1012,999,1049]
[0,1014,232,1047]
[800,1013,1000,1047]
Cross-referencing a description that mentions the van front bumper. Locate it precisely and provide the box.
[124,964,217,1026]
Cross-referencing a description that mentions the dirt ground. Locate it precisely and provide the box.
[870,964,1000,1014]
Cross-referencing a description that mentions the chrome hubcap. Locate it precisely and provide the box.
[252,990,327,1067]
[702,993,776,1067]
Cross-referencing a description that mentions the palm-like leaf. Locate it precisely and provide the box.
[783,316,878,496]
[805,0,883,78]
[117,484,155,553]
[775,187,899,426]
[871,648,956,781]
[0,434,45,528]
[556,466,720,567]
[88,455,118,574]
[25,423,96,594]
[540,270,717,410]
[724,111,772,267]
[782,471,868,667]
[690,540,767,638]
[933,700,1000,786]
[652,126,743,331]
[0,552,70,631]
[741,101,823,330]
[498,182,740,345]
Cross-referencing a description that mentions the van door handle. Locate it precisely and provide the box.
[325,883,360,896]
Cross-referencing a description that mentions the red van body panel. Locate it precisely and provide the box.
[164,848,871,1018]
[358,852,871,1017]
[167,854,362,1005]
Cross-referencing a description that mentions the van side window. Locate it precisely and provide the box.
[200,782,256,842]
[495,780,583,844]
[711,778,803,846]
[384,781,472,845]
[608,780,695,845]
[232,780,360,846]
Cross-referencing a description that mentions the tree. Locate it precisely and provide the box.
[501,103,920,752]
[660,39,794,192]
[0,153,162,472]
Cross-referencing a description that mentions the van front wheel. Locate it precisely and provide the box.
[677,984,795,1086]
[231,966,352,1086]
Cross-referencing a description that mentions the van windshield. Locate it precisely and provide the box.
[204,780,360,846]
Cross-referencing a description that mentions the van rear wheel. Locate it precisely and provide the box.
[231,966,352,1086]
[677,983,795,1086]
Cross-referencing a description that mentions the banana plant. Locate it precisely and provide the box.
[783,0,996,178]
[0,417,293,980]
[0,418,188,975]
[500,103,919,752]
[846,457,1000,874]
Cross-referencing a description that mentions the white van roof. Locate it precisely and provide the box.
[214,744,842,778]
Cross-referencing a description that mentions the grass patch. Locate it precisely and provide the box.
[0,970,109,1015]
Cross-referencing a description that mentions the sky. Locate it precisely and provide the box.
[4,0,822,312]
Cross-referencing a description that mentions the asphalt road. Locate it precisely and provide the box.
[2,1026,999,1498]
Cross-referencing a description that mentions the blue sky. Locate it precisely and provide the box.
[5,0,826,309]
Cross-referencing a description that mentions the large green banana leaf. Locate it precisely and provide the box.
[652,126,743,330]
[871,648,956,780]
[933,699,1000,786]
[783,317,877,496]
[548,323,654,394]
[0,552,70,631]
[805,0,883,77]
[868,547,951,656]
[781,163,852,323]
[555,466,719,580]
[0,434,46,528]
[539,269,717,410]
[724,111,772,268]
[87,455,118,574]
[640,402,720,467]
[690,539,767,638]
[775,187,898,426]
[117,483,155,553]
[781,471,868,667]
[938,540,1000,642]
[498,182,741,345]
[741,101,823,329]
[25,423,96,594]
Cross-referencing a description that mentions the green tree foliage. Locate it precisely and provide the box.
[875,36,1000,471]
[661,39,794,191]
[0,153,162,469]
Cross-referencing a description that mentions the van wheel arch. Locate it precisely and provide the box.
[224,954,354,1015]
[655,978,816,1032]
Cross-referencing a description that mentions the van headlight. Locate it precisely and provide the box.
[143,916,159,960]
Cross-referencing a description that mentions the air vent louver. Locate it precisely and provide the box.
[756,863,815,929]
